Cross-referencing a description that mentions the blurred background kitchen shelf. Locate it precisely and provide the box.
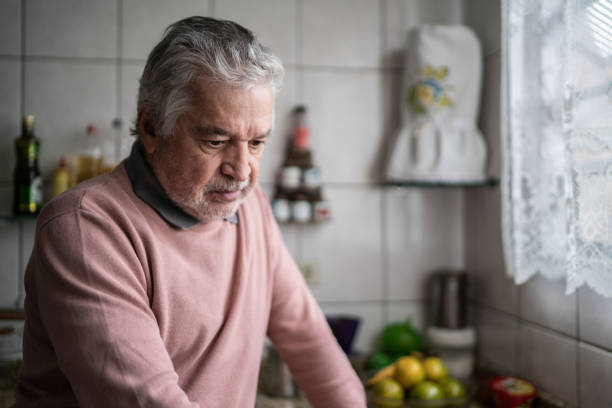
[1,1,612,407]
[381,179,499,189]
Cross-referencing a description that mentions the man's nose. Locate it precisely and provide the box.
[221,143,251,182]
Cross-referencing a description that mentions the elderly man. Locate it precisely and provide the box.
[14,17,366,408]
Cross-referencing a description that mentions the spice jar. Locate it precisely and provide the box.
[272,193,292,223]
[291,195,312,223]
[279,166,301,191]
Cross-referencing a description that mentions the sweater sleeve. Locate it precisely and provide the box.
[262,198,366,407]
[26,209,199,408]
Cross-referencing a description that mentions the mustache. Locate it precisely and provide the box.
[203,178,250,194]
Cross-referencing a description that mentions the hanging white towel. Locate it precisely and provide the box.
[386,25,487,183]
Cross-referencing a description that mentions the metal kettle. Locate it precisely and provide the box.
[259,342,298,398]
[427,270,470,329]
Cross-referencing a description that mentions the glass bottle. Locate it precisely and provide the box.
[13,115,43,215]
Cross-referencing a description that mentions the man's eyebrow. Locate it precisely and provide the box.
[195,125,235,137]
[257,129,273,139]
[194,126,272,139]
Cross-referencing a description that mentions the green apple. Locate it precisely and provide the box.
[410,380,445,401]
[439,377,466,399]
[373,378,404,408]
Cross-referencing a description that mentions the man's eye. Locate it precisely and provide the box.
[249,140,266,149]
[206,140,227,148]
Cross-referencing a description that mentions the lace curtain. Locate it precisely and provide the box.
[501,0,612,297]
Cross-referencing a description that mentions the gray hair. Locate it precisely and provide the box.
[132,16,284,139]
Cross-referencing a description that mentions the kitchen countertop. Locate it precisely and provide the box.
[256,392,486,408]
[256,393,311,408]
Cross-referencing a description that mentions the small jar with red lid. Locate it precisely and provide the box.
[491,376,537,408]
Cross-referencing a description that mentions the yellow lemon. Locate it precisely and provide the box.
[394,356,425,388]
[423,356,448,381]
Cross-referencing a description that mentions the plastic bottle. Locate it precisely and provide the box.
[52,157,72,198]
[75,124,101,183]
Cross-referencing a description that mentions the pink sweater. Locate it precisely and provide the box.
[14,163,365,407]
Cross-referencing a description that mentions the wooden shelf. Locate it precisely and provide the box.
[0,309,25,320]
[0,214,37,223]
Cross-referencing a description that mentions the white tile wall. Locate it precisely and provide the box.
[384,0,464,67]
[119,61,145,160]
[465,187,518,315]
[0,0,21,56]
[386,300,427,332]
[579,286,612,350]
[519,323,578,406]
[302,0,381,68]
[258,68,297,185]
[479,52,501,179]
[579,343,612,408]
[519,275,577,337]
[259,182,301,259]
[0,186,13,216]
[24,60,116,179]
[385,188,464,300]
[19,219,36,308]
[277,223,301,263]
[0,59,21,183]
[303,186,383,302]
[26,0,117,59]
[0,221,20,309]
[380,71,403,176]
[122,0,210,60]
[214,0,297,65]
[475,307,518,374]
[302,69,383,183]
[461,0,501,56]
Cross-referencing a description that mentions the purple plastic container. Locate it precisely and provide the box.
[326,315,361,355]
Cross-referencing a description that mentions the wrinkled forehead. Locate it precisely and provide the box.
[184,79,276,128]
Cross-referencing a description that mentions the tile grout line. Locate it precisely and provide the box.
[116,0,123,117]
[7,55,403,75]
[575,288,581,406]
[380,188,388,324]
[516,282,522,375]
[379,0,389,326]
[17,0,27,297]
[16,221,24,309]
[18,55,119,64]
[20,0,26,118]
[115,0,123,164]
[294,0,303,263]
[295,0,304,103]
[478,299,612,354]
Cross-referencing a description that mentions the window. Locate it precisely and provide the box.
[501,0,612,296]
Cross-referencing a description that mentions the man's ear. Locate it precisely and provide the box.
[137,110,158,155]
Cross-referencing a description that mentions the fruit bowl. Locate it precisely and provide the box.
[366,380,474,408]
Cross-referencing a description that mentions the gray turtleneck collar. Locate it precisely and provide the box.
[124,140,238,230]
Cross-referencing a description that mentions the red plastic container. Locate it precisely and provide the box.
[491,377,537,408]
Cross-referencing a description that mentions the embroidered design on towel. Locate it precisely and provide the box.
[407,64,453,115]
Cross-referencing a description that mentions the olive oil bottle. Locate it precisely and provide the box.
[13,115,43,215]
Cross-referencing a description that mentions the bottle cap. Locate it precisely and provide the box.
[22,115,35,134]
[86,124,99,135]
